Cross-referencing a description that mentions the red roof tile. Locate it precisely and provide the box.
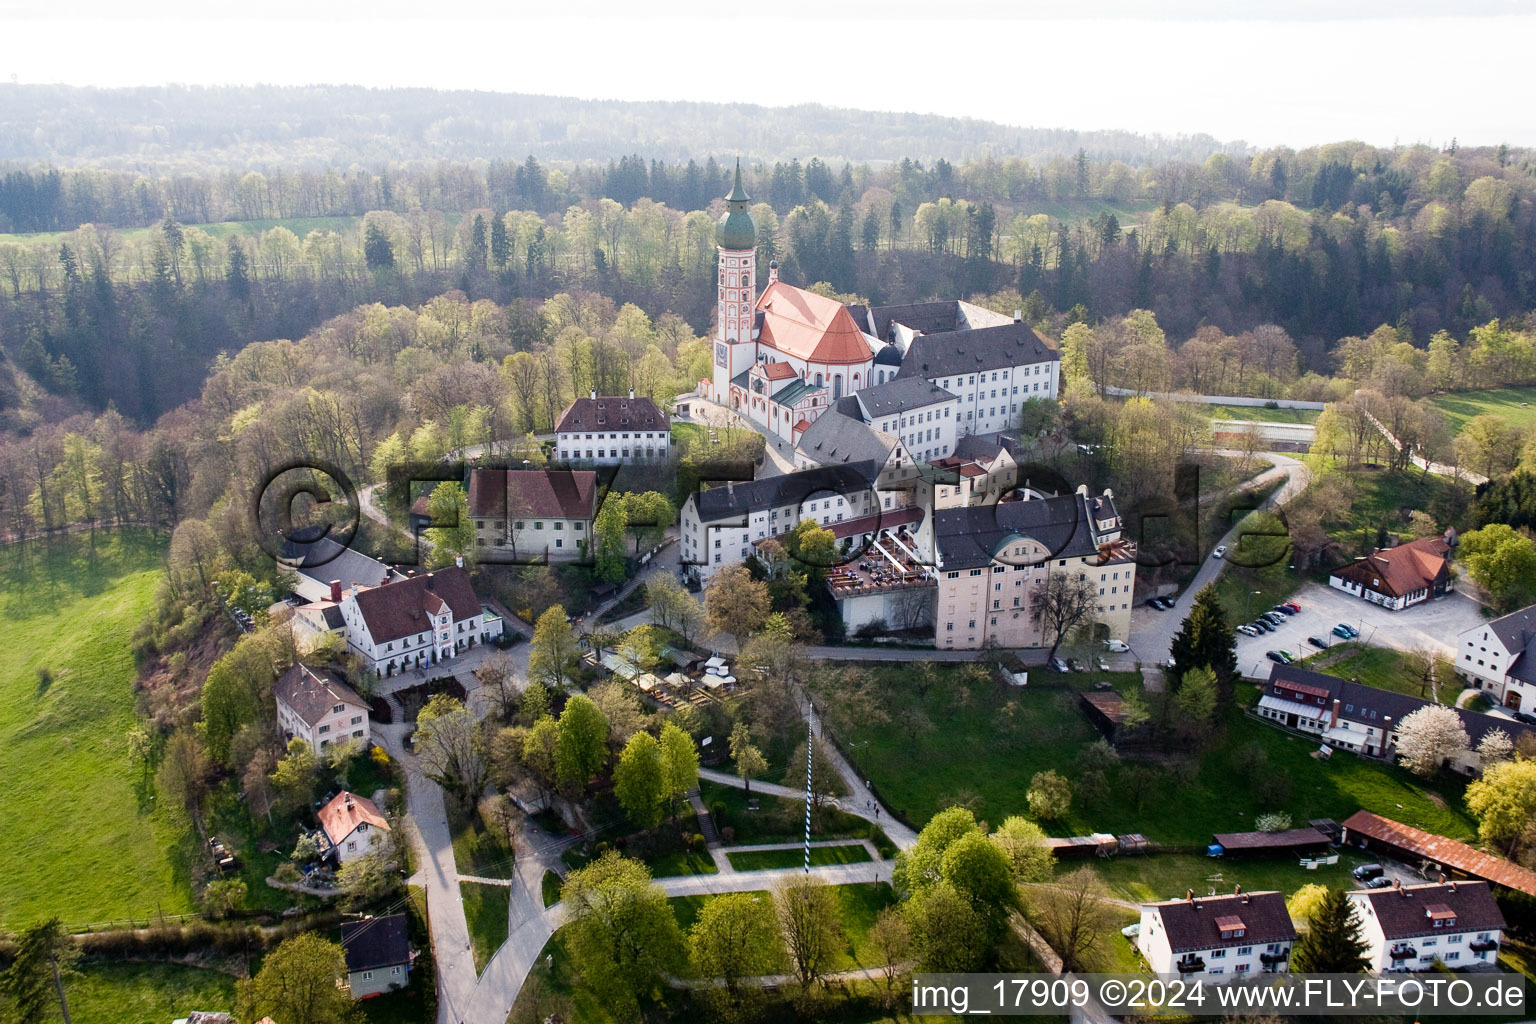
[1343,811,1536,897]
[467,469,597,521]
[350,567,481,644]
[763,361,799,381]
[1334,536,1449,598]
[319,791,389,847]
[757,282,872,365]
[554,395,668,434]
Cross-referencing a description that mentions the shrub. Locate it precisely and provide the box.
[1255,812,1293,832]
[719,826,735,844]
[691,833,707,853]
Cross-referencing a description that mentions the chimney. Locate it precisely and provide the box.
[1234,884,1242,896]
[329,580,342,603]
[1330,698,1341,729]
[426,573,435,591]
[590,388,597,400]
[768,260,779,285]
[1449,880,1457,893]
[1014,309,1022,323]
[1186,889,1196,903]
[1394,878,1403,893]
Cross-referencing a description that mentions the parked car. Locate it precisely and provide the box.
[1353,862,1385,881]
[1278,650,1296,662]
[1145,597,1166,609]
[1513,711,1536,726]
[1213,545,1227,559]
[1332,624,1354,639]
[1094,681,1116,691]
[1095,657,1111,671]
[1066,658,1086,672]
[1104,639,1131,652]
[1263,611,1287,625]
[1307,636,1329,649]
[1282,601,1301,613]
[1049,656,1070,673]
[1274,604,1299,616]
[1253,618,1276,633]
[1237,624,1260,637]
[1266,650,1291,664]
[1366,875,1394,889]
[1336,623,1360,638]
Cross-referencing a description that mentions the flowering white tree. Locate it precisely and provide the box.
[1476,727,1515,766]
[1395,705,1470,777]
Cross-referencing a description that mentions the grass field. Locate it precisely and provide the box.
[67,961,239,1024]
[461,881,509,974]
[1431,387,1536,434]
[0,530,200,929]
[833,665,1476,845]
[1083,851,1368,904]
[542,870,562,908]
[725,843,873,871]
[1208,405,1322,424]
[701,780,890,850]
[449,803,516,879]
[647,846,719,877]
[1295,641,1463,704]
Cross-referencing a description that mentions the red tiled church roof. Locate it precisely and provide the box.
[757,282,872,365]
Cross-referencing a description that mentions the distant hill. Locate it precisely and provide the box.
[0,83,1245,171]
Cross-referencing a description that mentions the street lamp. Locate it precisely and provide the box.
[1245,589,1262,622]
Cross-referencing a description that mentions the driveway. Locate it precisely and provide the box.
[1232,582,1486,679]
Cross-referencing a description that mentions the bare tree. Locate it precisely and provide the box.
[1027,867,1115,972]
[1029,571,1099,659]
[474,651,521,721]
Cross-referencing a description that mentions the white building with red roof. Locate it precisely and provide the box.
[318,791,391,865]
[554,389,670,464]
[337,565,500,676]
[466,468,598,563]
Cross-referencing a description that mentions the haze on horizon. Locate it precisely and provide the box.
[3,0,1534,151]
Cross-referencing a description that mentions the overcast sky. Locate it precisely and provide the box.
[3,0,1534,149]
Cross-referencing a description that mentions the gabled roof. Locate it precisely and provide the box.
[757,282,873,365]
[318,791,390,847]
[1145,891,1294,953]
[350,567,481,644]
[1483,605,1536,685]
[278,533,403,593]
[693,462,879,524]
[341,913,411,972]
[1333,535,1449,598]
[934,490,1122,571]
[1342,811,1536,897]
[895,321,1059,380]
[769,379,824,408]
[1354,881,1505,939]
[855,377,956,419]
[555,395,668,434]
[275,664,367,727]
[761,361,799,381]
[467,469,597,521]
[796,412,898,468]
[1265,665,1530,749]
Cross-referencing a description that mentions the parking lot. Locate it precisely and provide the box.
[1232,582,1487,679]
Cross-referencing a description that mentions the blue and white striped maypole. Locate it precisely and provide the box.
[804,703,813,874]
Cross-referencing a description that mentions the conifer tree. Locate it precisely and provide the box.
[1169,584,1238,705]
[1292,888,1371,974]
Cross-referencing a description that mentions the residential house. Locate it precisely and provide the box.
[467,468,597,563]
[792,408,924,512]
[847,376,959,462]
[278,533,405,605]
[679,461,888,582]
[290,592,346,652]
[318,791,391,865]
[339,566,499,676]
[1137,889,1294,979]
[1254,664,1529,770]
[1454,604,1536,711]
[926,485,1135,650]
[919,435,1022,511]
[274,663,370,752]
[893,313,1060,438]
[1349,880,1504,972]
[341,913,412,997]
[1341,811,1536,898]
[554,390,671,463]
[1328,534,1452,610]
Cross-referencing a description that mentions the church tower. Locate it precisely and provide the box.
[712,159,758,401]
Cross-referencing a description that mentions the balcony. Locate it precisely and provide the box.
[1389,944,1418,960]
[1470,939,1499,953]
[1176,955,1206,973]
[1260,949,1290,966]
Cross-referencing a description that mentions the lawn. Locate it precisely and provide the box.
[1208,405,1322,424]
[461,881,510,974]
[449,803,516,879]
[542,870,563,908]
[701,779,889,850]
[647,846,719,877]
[1083,851,1368,904]
[725,843,872,871]
[1430,387,1536,435]
[831,664,1477,846]
[1313,465,1469,554]
[0,530,200,928]
[65,961,238,1024]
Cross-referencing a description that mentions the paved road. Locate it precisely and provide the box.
[1126,450,1312,669]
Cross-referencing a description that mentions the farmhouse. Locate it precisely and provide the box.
[1454,603,1536,711]
[1340,811,1536,898]
[1137,888,1294,979]
[339,566,500,676]
[274,663,370,752]
[1253,664,1526,770]
[318,791,391,865]
[554,390,670,464]
[1348,880,1504,972]
[1327,534,1452,610]
[341,913,412,997]
[467,468,598,563]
